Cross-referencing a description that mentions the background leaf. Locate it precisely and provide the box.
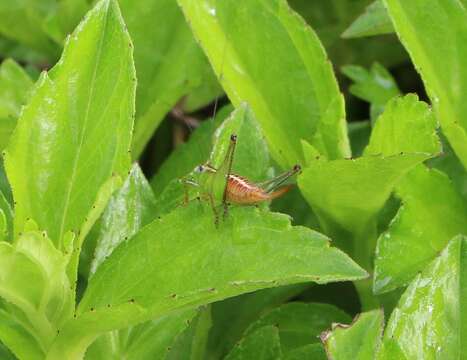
[0,59,33,150]
[224,326,282,360]
[342,1,393,39]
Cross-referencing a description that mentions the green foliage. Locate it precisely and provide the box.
[321,309,384,359]
[0,0,465,358]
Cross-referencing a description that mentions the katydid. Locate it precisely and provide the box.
[183,134,301,225]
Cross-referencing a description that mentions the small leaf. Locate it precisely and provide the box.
[342,1,394,39]
[178,0,350,168]
[245,302,350,353]
[383,0,467,168]
[225,326,282,360]
[347,121,371,158]
[378,236,467,359]
[365,94,440,156]
[0,59,33,150]
[374,165,467,293]
[5,0,135,253]
[341,63,400,122]
[321,309,384,360]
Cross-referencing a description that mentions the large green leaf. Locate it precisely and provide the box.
[5,0,135,256]
[244,302,350,354]
[383,0,467,168]
[342,1,393,38]
[321,309,384,360]
[225,326,282,360]
[285,343,326,360]
[49,203,366,358]
[378,236,467,359]
[0,59,33,150]
[122,0,216,157]
[0,228,73,358]
[178,0,350,168]
[374,165,467,293]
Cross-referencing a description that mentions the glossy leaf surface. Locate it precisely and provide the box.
[378,236,467,359]
[178,0,350,168]
[384,0,467,168]
[374,165,467,293]
[5,0,135,253]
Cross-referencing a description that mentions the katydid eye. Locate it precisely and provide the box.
[196,165,204,173]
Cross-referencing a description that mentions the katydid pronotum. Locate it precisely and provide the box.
[183,134,301,225]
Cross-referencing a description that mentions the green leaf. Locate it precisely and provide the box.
[374,165,467,293]
[285,343,326,360]
[0,228,73,357]
[0,0,60,58]
[85,309,197,360]
[245,302,350,353]
[4,0,135,255]
[90,164,157,276]
[378,236,467,359]
[342,1,394,38]
[321,309,384,360]
[364,94,440,156]
[383,0,467,168]
[49,204,366,358]
[178,0,350,168]
[122,0,215,157]
[0,59,33,150]
[166,306,211,360]
[341,63,400,122]
[225,326,282,360]
[299,154,430,237]
[207,285,307,359]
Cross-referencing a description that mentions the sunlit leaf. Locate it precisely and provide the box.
[321,309,384,360]
[374,165,467,293]
[178,0,350,168]
[378,236,467,359]
[5,0,135,257]
[384,0,467,168]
